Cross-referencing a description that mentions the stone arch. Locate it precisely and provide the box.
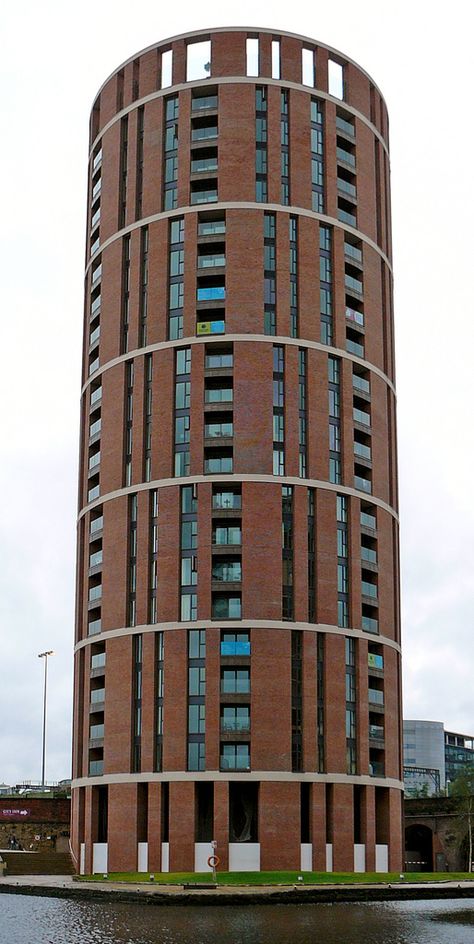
[405,823,433,871]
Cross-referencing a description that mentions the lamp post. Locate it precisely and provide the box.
[38,650,54,788]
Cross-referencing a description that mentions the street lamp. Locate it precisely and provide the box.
[38,650,54,788]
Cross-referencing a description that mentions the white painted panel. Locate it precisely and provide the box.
[161,842,170,872]
[92,842,108,874]
[300,843,312,871]
[228,843,260,872]
[375,843,389,872]
[138,842,148,872]
[354,843,366,872]
[80,842,86,875]
[325,843,333,872]
[194,842,215,872]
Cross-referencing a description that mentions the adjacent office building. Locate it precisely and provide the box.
[404,720,474,796]
[71,27,403,875]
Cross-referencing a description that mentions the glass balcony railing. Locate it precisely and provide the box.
[89,325,100,346]
[90,724,105,739]
[91,263,102,285]
[89,760,104,776]
[213,527,241,545]
[338,208,357,226]
[90,386,102,406]
[91,652,106,669]
[205,457,233,474]
[205,388,233,403]
[362,580,378,599]
[88,618,102,636]
[90,235,100,256]
[352,375,370,394]
[89,418,102,438]
[92,150,102,173]
[91,207,101,229]
[347,339,365,357]
[368,688,384,706]
[362,615,379,634]
[212,563,242,582]
[192,95,218,111]
[205,423,233,438]
[336,146,355,167]
[197,320,225,336]
[92,180,102,202]
[361,546,377,564]
[89,585,102,602]
[212,596,241,619]
[369,761,385,777]
[346,306,364,326]
[88,484,100,502]
[354,442,371,460]
[212,492,241,510]
[205,353,233,368]
[344,243,362,263]
[191,189,218,205]
[192,125,218,141]
[192,158,218,174]
[338,178,357,198]
[354,474,371,493]
[198,254,225,269]
[368,653,384,670]
[220,641,250,656]
[89,550,103,568]
[360,511,376,530]
[91,295,101,316]
[197,286,225,301]
[89,452,101,470]
[220,718,250,733]
[336,115,355,137]
[89,357,100,376]
[90,516,103,534]
[90,688,105,704]
[198,220,226,236]
[220,754,250,771]
[345,274,363,294]
[221,676,250,694]
[369,724,384,740]
[353,407,370,427]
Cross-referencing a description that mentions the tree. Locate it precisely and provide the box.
[451,766,474,872]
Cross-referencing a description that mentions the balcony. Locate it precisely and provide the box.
[89,356,100,377]
[361,580,378,600]
[212,491,241,511]
[362,615,379,634]
[345,273,363,295]
[89,760,104,776]
[347,338,364,358]
[369,761,385,777]
[89,418,102,439]
[88,451,101,471]
[336,115,355,137]
[344,242,362,264]
[90,515,103,535]
[91,652,106,670]
[205,387,233,403]
[90,688,105,705]
[336,145,356,168]
[368,653,383,670]
[205,422,233,439]
[205,456,233,474]
[90,723,105,739]
[212,594,241,619]
[198,254,225,269]
[212,562,242,582]
[354,474,371,494]
[368,688,384,707]
[213,526,241,546]
[361,546,377,565]
[197,286,225,302]
[88,584,102,602]
[338,177,357,199]
[221,640,250,656]
[89,549,103,568]
[205,353,233,369]
[192,124,218,142]
[197,320,225,336]
[198,219,226,236]
[346,306,364,327]
[369,724,384,741]
[360,510,376,531]
[352,374,370,395]
[90,386,102,406]
[221,671,250,694]
[192,157,219,174]
[191,188,218,205]
[192,94,218,111]
[220,750,250,771]
[353,407,370,428]
[354,441,371,461]
[220,718,250,733]
[338,207,357,227]
[89,325,101,347]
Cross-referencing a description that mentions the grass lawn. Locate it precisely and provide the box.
[76,870,473,885]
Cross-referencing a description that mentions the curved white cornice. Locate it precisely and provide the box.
[72,769,403,790]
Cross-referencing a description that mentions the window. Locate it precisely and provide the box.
[186,40,211,81]
[246,37,259,76]
[271,40,280,79]
[221,705,250,732]
[221,631,250,656]
[212,594,241,619]
[302,48,315,87]
[328,59,344,99]
[161,49,173,89]
[221,668,250,694]
[221,743,250,771]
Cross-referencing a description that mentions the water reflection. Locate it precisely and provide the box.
[1,895,474,944]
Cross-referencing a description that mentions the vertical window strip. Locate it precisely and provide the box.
[311,99,324,213]
[188,629,206,770]
[132,633,143,772]
[298,349,307,477]
[308,488,316,622]
[337,494,349,628]
[144,354,152,482]
[155,631,164,770]
[163,95,179,210]
[174,347,191,477]
[135,106,144,219]
[168,216,184,340]
[180,484,197,621]
[280,89,289,205]
[149,488,158,623]
[317,633,324,771]
[128,493,138,627]
[121,234,131,354]
[289,216,298,338]
[264,212,276,335]
[272,345,285,475]
[328,356,341,484]
[282,485,294,620]
[124,360,134,486]
[139,226,149,347]
[119,115,128,228]
[345,637,357,773]
[255,87,268,203]
[320,224,332,344]
[291,631,303,771]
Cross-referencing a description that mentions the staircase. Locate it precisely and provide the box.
[1,851,75,876]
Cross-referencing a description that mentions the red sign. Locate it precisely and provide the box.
[0,809,30,818]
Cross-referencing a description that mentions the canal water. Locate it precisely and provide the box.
[1,894,474,943]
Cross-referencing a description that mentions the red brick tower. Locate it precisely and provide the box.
[71,28,402,875]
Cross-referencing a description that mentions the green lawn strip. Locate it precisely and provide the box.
[75,870,473,886]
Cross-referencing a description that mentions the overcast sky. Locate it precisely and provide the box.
[1,0,472,785]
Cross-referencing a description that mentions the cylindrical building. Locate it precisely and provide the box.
[71,27,402,876]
